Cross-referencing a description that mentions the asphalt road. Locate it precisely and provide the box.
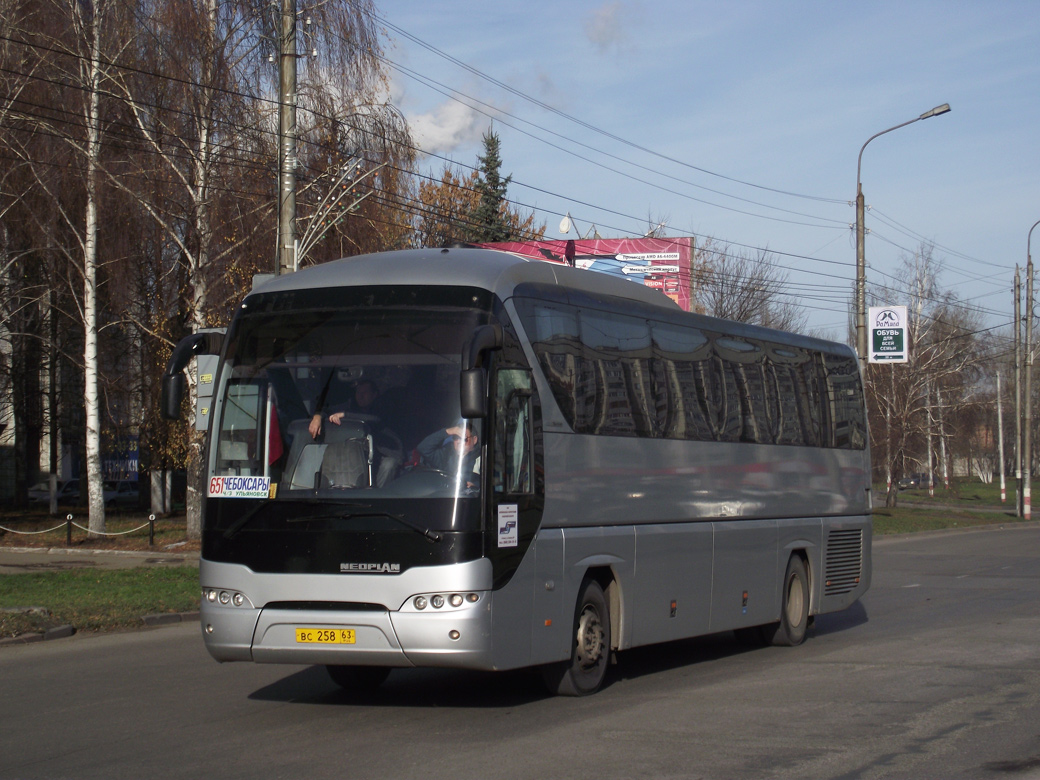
[1,524,1038,780]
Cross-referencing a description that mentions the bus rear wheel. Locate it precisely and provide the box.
[325,665,391,692]
[542,578,611,696]
[762,554,809,647]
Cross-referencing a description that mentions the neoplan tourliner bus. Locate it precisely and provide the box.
[162,247,871,696]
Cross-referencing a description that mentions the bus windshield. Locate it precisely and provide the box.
[209,286,491,510]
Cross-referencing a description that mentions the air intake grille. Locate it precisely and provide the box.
[824,529,863,596]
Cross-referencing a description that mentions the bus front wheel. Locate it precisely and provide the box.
[542,578,611,696]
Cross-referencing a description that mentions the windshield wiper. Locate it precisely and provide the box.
[222,501,270,540]
[221,498,322,540]
[292,502,442,543]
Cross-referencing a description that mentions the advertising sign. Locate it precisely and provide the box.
[869,305,909,363]
[477,237,694,312]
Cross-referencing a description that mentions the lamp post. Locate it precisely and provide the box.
[855,103,951,371]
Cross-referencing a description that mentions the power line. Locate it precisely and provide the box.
[370,7,847,205]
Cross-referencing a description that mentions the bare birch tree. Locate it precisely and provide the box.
[4,0,135,533]
[695,239,808,333]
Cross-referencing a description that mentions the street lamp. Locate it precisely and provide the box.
[855,103,951,371]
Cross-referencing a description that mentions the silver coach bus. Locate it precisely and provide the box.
[162,247,871,696]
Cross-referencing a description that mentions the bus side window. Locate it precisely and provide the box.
[494,369,533,494]
[216,381,263,475]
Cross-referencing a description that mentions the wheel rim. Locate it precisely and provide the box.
[575,603,605,671]
[786,572,805,627]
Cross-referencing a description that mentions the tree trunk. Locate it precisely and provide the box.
[81,3,105,536]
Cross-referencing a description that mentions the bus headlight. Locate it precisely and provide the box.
[407,592,481,612]
[203,588,252,608]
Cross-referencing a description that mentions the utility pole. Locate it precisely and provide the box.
[1015,267,1022,517]
[1026,259,1033,520]
[276,0,298,276]
[854,104,951,373]
[997,370,1006,503]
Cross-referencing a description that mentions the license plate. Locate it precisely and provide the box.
[295,628,356,644]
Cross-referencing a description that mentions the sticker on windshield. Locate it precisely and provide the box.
[497,504,518,548]
[209,476,273,499]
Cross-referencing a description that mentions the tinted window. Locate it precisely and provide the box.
[515,296,863,450]
[581,310,653,437]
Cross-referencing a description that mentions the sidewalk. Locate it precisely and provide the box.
[0,545,199,575]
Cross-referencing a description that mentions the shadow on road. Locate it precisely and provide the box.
[247,606,869,708]
[249,664,551,708]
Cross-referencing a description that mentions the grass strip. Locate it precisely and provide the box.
[0,566,199,639]
[872,506,1023,535]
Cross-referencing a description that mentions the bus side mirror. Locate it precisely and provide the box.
[160,331,224,421]
[460,324,502,419]
[161,373,186,420]
[460,368,486,418]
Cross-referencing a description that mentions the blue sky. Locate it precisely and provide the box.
[376,1,1039,340]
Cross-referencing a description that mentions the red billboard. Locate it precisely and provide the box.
[476,237,694,312]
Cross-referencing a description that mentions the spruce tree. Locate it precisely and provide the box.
[468,128,512,243]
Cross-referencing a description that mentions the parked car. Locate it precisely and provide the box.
[898,473,929,490]
[27,479,80,505]
[103,480,140,509]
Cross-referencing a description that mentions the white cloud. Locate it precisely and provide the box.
[408,100,486,156]
[584,2,627,53]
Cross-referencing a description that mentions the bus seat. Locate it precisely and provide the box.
[320,439,371,488]
[320,417,374,488]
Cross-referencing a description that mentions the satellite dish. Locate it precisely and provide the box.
[559,213,572,235]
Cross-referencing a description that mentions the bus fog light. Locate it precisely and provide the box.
[205,624,213,634]
[219,591,231,604]
[449,594,463,607]
[205,589,217,602]
[466,593,479,603]
[232,593,245,607]
[431,595,445,609]
[414,596,428,610]
[449,630,460,641]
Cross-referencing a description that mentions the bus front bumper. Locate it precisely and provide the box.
[199,557,495,668]
[200,598,495,669]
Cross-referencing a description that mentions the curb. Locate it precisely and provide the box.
[0,611,200,648]
[0,624,76,646]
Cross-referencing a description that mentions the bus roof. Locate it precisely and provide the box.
[248,247,854,358]
[250,247,678,310]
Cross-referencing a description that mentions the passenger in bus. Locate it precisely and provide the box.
[417,421,480,488]
[310,378,403,486]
